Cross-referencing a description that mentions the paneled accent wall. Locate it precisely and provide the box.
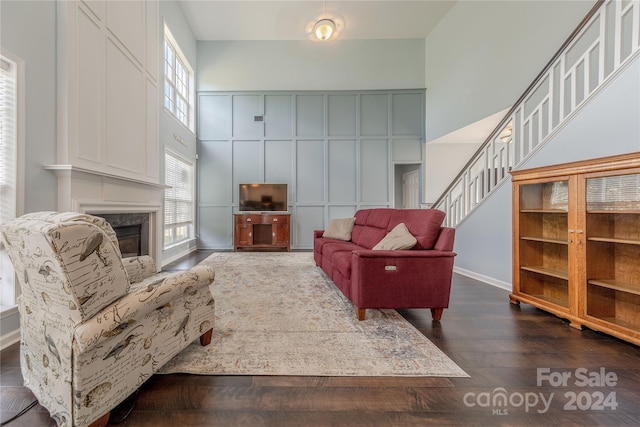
[55,0,159,183]
[197,90,425,249]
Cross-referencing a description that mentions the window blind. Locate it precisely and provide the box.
[164,151,194,247]
[0,55,17,309]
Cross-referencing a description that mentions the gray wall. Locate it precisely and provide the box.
[197,90,425,249]
[454,56,640,288]
[197,39,426,91]
[425,0,596,142]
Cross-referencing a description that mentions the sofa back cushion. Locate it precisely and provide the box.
[389,209,446,250]
[350,208,446,250]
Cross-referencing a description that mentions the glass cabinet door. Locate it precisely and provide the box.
[517,179,570,308]
[585,173,640,331]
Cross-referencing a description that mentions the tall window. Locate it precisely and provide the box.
[0,51,23,311]
[164,24,194,131]
[164,150,194,248]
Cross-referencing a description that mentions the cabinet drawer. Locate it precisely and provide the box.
[235,214,263,224]
[264,214,289,224]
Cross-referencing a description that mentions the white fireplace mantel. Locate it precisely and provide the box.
[44,164,166,266]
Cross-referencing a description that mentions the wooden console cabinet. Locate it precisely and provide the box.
[511,153,640,346]
[234,213,290,251]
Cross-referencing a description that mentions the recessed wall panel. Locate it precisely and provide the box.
[296,95,324,137]
[296,140,325,202]
[328,206,357,221]
[392,139,422,162]
[76,8,103,163]
[106,40,146,174]
[265,140,293,194]
[265,95,292,137]
[360,94,388,136]
[233,140,262,203]
[198,206,232,249]
[199,95,230,139]
[106,0,144,64]
[233,95,262,138]
[199,140,232,204]
[392,93,423,135]
[294,206,324,247]
[328,95,356,136]
[360,139,389,202]
[328,140,356,203]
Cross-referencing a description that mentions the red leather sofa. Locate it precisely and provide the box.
[314,208,456,320]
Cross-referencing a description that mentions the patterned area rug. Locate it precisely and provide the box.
[159,252,468,377]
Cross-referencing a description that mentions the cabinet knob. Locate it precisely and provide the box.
[247,218,252,222]
[272,232,276,237]
[249,232,252,237]
[273,218,278,222]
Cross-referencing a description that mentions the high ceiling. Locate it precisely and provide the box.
[177,0,457,41]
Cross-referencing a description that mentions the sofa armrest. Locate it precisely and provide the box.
[73,264,215,353]
[314,229,325,239]
[434,227,455,252]
[349,249,456,309]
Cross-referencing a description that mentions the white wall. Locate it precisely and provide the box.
[454,56,640,287]
[425,0,595,143]
[197,39,425,91]
[424,142,479,204]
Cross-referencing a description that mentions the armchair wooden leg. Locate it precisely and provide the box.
[200,328,213,346]
[356,308,366,321]
[430,308,444,321]
[88,412,110,427]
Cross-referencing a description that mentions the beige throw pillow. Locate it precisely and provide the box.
[373,223,417,250]
[323,217,356,241]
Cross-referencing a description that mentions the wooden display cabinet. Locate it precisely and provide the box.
[511,153,640,345]
[234,213,290,251]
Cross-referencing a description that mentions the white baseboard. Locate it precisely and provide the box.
[0,329,20,351]
[453,266,512,291]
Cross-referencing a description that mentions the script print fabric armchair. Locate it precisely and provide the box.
[0,212,215,427]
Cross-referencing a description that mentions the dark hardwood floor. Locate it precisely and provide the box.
[2,250,639,426]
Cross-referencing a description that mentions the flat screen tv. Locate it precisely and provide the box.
[238,183,288,212]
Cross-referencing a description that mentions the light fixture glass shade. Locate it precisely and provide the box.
[314,19,336,41]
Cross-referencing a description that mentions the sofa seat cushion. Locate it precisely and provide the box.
[332,250,352,281]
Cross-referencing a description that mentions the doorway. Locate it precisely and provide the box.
[394,164,421,208]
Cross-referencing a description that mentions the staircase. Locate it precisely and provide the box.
[434,0,639,228]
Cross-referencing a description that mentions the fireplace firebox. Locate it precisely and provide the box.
[95,213,150,258]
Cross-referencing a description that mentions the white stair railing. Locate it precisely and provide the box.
[434,0,640,227]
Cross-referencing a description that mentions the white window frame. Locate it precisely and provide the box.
[164,23,195,132]
[0,49,25,314]
[163,149,195,249]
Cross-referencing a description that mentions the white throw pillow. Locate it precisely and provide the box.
[373,223,417,250]
[322,217,356,241]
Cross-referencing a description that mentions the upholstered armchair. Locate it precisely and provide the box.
[0,212,215,427]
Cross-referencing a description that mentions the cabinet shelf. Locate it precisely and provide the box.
[587,237,640,245]
[521,236,568,245]
[520,209,568,214]
[587,209,640,214]
[521,266,569,280]
[588,279,640,296]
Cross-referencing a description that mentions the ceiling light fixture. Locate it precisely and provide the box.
[314,18,336,41]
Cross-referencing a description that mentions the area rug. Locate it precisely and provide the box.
[159,252,468,377]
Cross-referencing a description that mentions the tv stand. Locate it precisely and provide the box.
[234,213,290,251]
